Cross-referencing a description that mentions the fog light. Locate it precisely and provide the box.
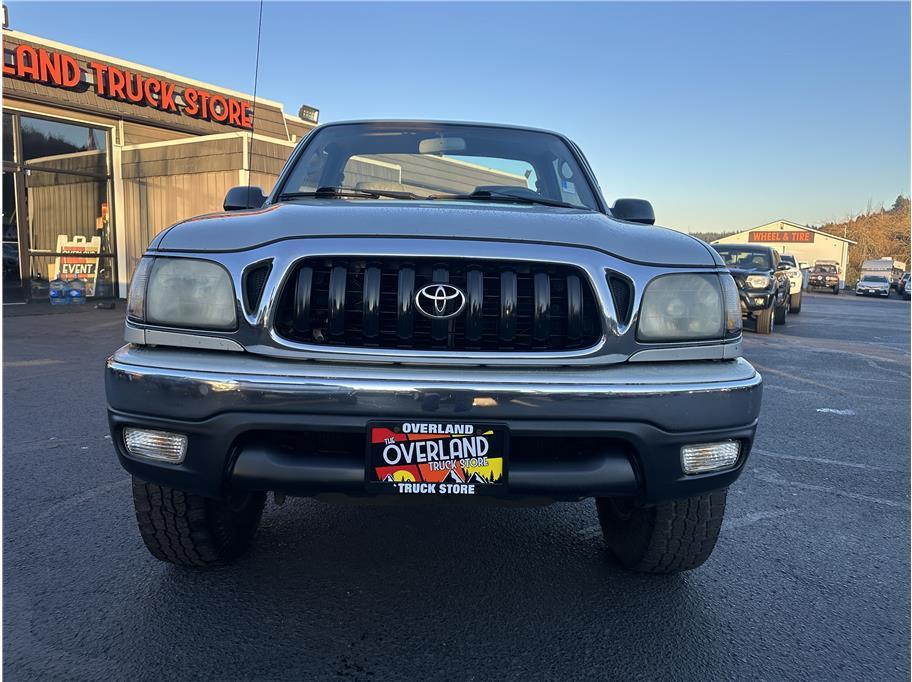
[123,428,187,463]
[681,440,740,474]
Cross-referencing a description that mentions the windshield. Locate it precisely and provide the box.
[861,275,888,283]
[780,255,796,266]
[813,265,837,273]
[713,247,772,271]
[276,123,600,210]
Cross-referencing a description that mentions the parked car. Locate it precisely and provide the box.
[711,244,791,334]
[778,253,804,313]
[105,120,763,574]
[855,274,891,298]
[808,262,841,294]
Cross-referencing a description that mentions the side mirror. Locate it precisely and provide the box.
[799,261,809,269]
[611,198,655,225]
[776,263,791,271]
[223,186,267,211]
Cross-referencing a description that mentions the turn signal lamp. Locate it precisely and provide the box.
[123,428,188,464]
[681,440,740,474]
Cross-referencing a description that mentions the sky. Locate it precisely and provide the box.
[7,1,910,233]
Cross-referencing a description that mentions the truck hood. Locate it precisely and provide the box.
[152,200,720,267]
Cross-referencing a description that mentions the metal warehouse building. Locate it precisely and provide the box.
[2,28,319,304]
[712,219,856,286]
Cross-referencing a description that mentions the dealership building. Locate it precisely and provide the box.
[712,219,856,286]
[2,28,319,303]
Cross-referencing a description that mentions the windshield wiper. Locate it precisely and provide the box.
[427,190,580,209]
[277,186,422,201]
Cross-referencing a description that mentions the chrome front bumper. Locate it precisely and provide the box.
[106,346,763,502]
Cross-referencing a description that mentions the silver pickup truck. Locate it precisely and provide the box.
[105,121,762,573]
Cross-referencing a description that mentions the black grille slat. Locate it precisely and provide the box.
[328,265,347,337]
[397,267,416,340]
[274,258,600,352]
[500,271,517,343]
[466,269,484,344]
[363,266,381,338]
[566,274,582,342]
[293,266,313,334]
[533,272,551,343]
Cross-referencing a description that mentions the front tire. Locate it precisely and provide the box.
[132,478,266,567]
[833,286,840,295]
[596,490,728,574]
[774,297,788,325]
[755,306,774,334]
[790,291,802,313]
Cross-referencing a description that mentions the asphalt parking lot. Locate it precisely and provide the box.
[3,292,910,680]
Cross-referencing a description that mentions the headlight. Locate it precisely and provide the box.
[127,257,237,330]
[637,273,726,341]
[745,274,771,289]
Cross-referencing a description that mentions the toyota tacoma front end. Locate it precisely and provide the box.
[106,121,762,573]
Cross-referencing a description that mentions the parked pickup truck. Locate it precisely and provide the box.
[808,262,841,294]
[106,120,762,574]
[711,244,791,334]
[778,253,804,313]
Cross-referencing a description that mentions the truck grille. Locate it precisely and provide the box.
[273,257,601,351]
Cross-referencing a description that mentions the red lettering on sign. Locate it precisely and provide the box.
[183,87,199,116]
[159,81,177,112]
[60,54,80,87]
[748,230,815,243]
[88,62,107,95]
[15,44,40,80]
[5,44,255,129]
[107,65,126,99]
[143,77,160,107]
[227,98,241,126]
[38,49,61,84]
[210,94,228,122]
[125,72,144,103]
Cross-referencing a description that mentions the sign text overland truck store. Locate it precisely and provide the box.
[3,44,254,129]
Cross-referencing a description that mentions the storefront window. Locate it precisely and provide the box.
[25,170,115,297]
[3,113,116,300]
[20,116,107,175]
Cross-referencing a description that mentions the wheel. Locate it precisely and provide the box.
[755,306,774,334]
[774,297,788,325]
[789,292,802,313]
[131,478,266,567]
[596,490,728,574]
[833,286,840,295]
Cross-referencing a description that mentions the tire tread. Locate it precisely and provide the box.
[597,490,727,574]
[131,478,264,567]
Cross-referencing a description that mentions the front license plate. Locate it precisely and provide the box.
[366,421,508,496]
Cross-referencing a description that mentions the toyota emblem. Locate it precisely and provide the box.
[414,284,467,319]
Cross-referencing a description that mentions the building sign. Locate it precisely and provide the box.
[3,44,253,130]
[48,235,101,296]
[748,230,815,243]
